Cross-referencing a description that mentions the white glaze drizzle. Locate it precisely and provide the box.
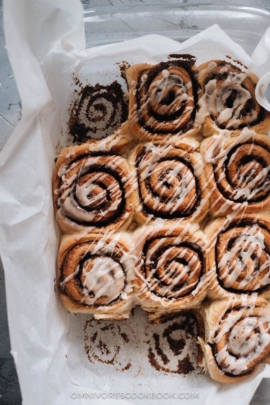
[80,257,125,305]
[214,304,270,376]
[197,62,260,130]
[218,225,270,290]
[56,154,133,230]
[129,63,198,143]
[136,143,204,217]
[61,230,135,306]
[202,127,270,216]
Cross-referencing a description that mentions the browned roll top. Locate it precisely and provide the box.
[212,301,270,377]
[126,56,200,144]
[136,59,197,134]
[135,227,207,302]
[136,147,201,219]
[215,217,270,294]
[213,139,270,205]
[199,60,263,130]
[53,144,134,233]
[59,234,132,307]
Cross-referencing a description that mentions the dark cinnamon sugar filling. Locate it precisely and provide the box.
[60,241,127,307]
[213,141,270,204]
[57,157,127,228]
[136,150,201,219]
[215,219,270,294]
[141,238,205,299]
[135,58,199,135]
[69,81,128,143]
[203,61,265,129]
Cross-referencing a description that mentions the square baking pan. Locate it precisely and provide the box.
[83,1,270,55]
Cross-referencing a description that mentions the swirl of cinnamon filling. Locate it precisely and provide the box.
[134,226,208,311]
[199,61,261,128]
[202,132,270,216]
[197,60,270,136]
[126,56,200,144]
[217,218,270,294]
[129,143,208,224]
[53,144,134,234]
[69,81,128,143]
[212,301,270,377]
[58,233,134,312]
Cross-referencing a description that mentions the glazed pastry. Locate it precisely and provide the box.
[53,143,134,234]
[133,224,209,314]
[205,214,270,300]
[199,297,270,383]
[201,129,270,217]
[128,141,209,225]
[58,233,134,320]
[197,59,270,137]
[69,81,129,144]
[126,55,200,145]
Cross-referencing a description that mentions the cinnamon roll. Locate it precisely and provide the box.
[128,142,208,225]
[199,298,270,383]
[201,130,270,217]
[53,143,134,234]
[126,55,200,145]
[205,214,270,300]
[133,225,209,314]
[197,59,270,137]
[69,81,128,144]
[58,233,134,320]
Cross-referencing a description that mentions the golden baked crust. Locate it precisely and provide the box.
[197,59,270,137]
[126,57,201,145]
[58,233,135,320]
[53,142,135,234]
[200,131,270,217]
[133,224,209,315]
[205,213,270,300]
[128,141,209,226]
[200,298,270,383]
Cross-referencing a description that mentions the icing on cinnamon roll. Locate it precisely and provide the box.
[133,225,209,313]
[201,130,270,217]
[201,298,270,383]
[53,144,134,234]
[58,233,134,319]
[205,214,270,300]
[126,56,200,145]
[197,59,270,137]
[129,142,208,225]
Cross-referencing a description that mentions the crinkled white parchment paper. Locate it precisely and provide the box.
[1,1,270,404]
